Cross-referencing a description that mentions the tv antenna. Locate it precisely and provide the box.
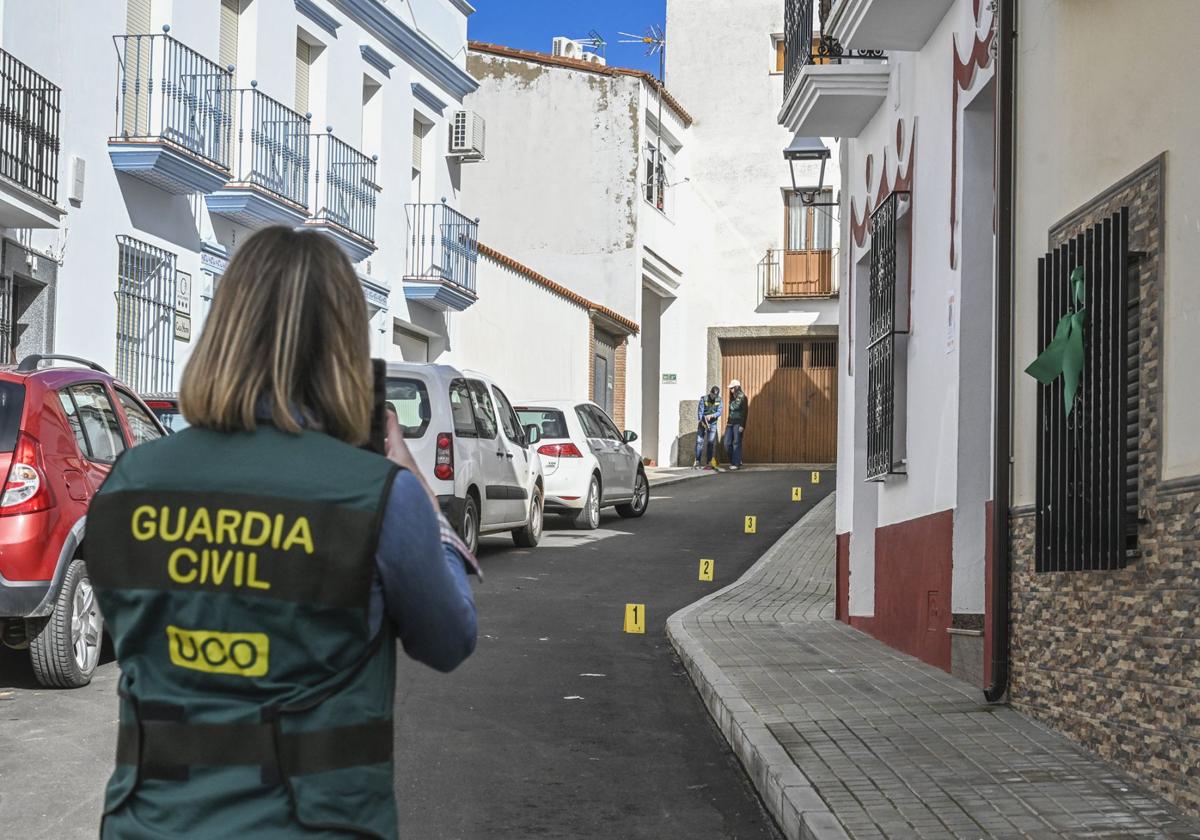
[576,29,607,60]
[619,25,670,210]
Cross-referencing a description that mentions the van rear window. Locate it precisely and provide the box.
[0,382,25,452]
[386,378,431,439]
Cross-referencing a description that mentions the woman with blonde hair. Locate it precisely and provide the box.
[86,226,477,839]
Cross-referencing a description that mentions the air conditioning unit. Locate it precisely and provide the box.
[449,110,485,162]
[580,52,606,66]
[552,36,583,60]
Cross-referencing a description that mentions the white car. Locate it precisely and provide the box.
[385,363,545,553]
[514,400,648,529]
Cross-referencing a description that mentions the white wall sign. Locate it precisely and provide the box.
[175,271,192,316]
[945,290,957,354]
[174,314,192,342]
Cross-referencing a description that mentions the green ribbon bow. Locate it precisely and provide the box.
[1025,266,1086,417]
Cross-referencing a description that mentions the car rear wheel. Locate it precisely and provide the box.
[28,559,102,689]
[459,495,480,556]
[512,486,544,547]
[572,475,601,530]
[617,470,650,519]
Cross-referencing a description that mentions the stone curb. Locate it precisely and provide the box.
[665,503,851,840]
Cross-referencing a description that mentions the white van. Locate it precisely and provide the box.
[385,363,545,553]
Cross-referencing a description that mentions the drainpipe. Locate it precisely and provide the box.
[985,0,1017,703]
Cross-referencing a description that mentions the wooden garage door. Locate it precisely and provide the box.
[721,338,837,463]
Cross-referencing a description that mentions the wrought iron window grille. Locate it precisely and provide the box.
[230,84,311,208]
[1034,208,1139,573]
[115,235,177,394]
[866,190,911,481]
[403,200,480,294]
[310,128,379,244]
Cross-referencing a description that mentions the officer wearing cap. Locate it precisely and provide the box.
[724,380,749,470]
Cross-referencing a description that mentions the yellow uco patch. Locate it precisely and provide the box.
[166,625,269,678]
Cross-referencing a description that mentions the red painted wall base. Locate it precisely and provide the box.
[835,533,850,622]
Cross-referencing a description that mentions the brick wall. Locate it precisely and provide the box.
[613,340,627,430]
[1009,157,1200,816]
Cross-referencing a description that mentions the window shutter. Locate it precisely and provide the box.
[814,194,833,250]
[219,0,239,79]
[126,0,151,34]
[412,118,423,172]
[775,39,786,73]
[295,38,311,115]
[786,193,807,251]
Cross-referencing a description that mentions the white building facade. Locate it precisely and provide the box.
[0,0,478,390]
[780,0,998,684]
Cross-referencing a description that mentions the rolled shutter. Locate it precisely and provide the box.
[295,38,311,115]
[411,118,423,172]
[219,0,239,78]
[126,0,151,34]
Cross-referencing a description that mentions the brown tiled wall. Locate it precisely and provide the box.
[1009,157,1200,816]
[613,341,627,430]
[587,320,595,399]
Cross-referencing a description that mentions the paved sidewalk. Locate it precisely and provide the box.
[667,494,1200,840]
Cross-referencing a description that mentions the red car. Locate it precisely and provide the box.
[0,355,166,687]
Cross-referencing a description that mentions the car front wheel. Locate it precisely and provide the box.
[617,470,650,519]
[28,559,102,689]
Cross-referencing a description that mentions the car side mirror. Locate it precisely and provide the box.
[623,430,638,443]
[524,424,541,446]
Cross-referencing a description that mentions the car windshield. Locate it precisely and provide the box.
[387,377,431,439]
[0,381,25,452]
[516,407,568,440]
[147,402,189,434]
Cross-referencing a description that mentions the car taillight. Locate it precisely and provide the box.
[538,443,583,458]
[433,432,454,481]
[0,432,55,516]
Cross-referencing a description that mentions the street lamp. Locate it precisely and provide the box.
[784,134,834,206]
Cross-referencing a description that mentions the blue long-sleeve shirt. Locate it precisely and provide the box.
[697,395,723,424]
[368,470,477,672]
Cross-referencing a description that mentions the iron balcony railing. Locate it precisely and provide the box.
[0,49,61,204]
[112,28,234,171]
[783,0,886,102]
[759,248,836,299]
[404,200,479,294]
[310,128,379,244]
[229,84,311,208]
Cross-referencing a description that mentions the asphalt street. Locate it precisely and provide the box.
[394,467,833,839]
[0,467,833,839]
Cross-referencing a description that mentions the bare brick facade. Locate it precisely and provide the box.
[1010,156,1200,816]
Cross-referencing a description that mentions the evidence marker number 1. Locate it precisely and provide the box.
[624,603,645,634]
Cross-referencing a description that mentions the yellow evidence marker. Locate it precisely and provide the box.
[792,487,803,502]
[624,603,646,634]
[744,515,757,534]
[811,471,821,484]
[699,559,715,581]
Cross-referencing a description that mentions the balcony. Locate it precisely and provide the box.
[0,49,64,227]
[108,28,233,195]
[204,84,312,228]
[305,128,379,262]
[827,0,956,53]
[779,0,889,137]
[402,200,479,311]
[759,249,836,300]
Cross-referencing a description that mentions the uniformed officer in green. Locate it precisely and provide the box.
[87,228,477,839]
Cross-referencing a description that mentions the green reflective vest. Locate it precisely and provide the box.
[88,425,401,839]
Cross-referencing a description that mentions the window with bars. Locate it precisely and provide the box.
[1034,208,1139,573]
[866,191,911,481]
[115,236,177,393]
[777,342,804,368]
[810,341,837,368]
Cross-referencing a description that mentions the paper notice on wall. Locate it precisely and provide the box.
[946,291,957,354]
